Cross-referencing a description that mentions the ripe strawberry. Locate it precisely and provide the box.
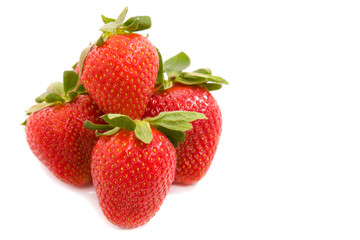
[79,7,158,119]
[144,52,228,184]
[24,71,103,186]
[84,111,205,227]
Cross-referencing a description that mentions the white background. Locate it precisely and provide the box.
[1,0,360,239]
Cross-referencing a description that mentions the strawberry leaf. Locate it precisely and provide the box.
[84,111,205,145]
[95,34,105,46]
[145,111,205,147]
[72,61,78,70]
[135,121,153,144]
[79,44,94,77]
[75,84,86,93]
[178,72,228,85]
[159,80,173,90]
[121,18,140,32]
[67,91,79,101]
[101,15,115,24]
[45,93,65,103]
[123,16,151,31]
[99,22,117,34]
[148,111,206,123]
[83,121,115,131]
[24,69,85,121]
[151,119,193,131]
[175,74,208,85]
[164,52,191,79]
[146,111,206,135]
[157,52,228,90]
[99,8,151,35]
[35,82,65,103]
[26,102,58,115]
[21,119,27,126]
[193,68,212,75]
[155,48,165,85]
[96,127,121,136]
[202,83,223,91]
[47,82,65,95]
[101,114,136,131]
[63,71,79,95]
[154,126,185,147]
[83,120,120,137]
[35,92,48,103]
[115,7,128,26]
[155,48,174,90]
[205,75,228,84]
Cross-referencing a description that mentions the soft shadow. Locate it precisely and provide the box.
[38,165,100,214]
[168,182,198,194]
[68,182,99,210]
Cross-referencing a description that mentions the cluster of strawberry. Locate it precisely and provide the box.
[23,7,227,228]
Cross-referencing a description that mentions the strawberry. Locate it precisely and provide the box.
[24,71,104,186]
[144,52,228,184]
[84,111,205,227]
[79,7,158,119]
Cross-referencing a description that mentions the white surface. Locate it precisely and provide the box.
[1,0,360,239]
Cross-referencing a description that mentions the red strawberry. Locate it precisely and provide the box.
[24,71,103,186]
[84,111,205,227]
[79,7,158,119]
[144,52,228,184]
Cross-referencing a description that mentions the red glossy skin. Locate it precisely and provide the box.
[144,84,222,184]
[91,127,176,228]
[80,33,159,119]
[25,95,104,186]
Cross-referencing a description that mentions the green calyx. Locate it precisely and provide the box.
[99,7,151,36]
[84,111,206,147]
[78,7,151,76]
[25,70,87,116]
[156,51,228,91]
